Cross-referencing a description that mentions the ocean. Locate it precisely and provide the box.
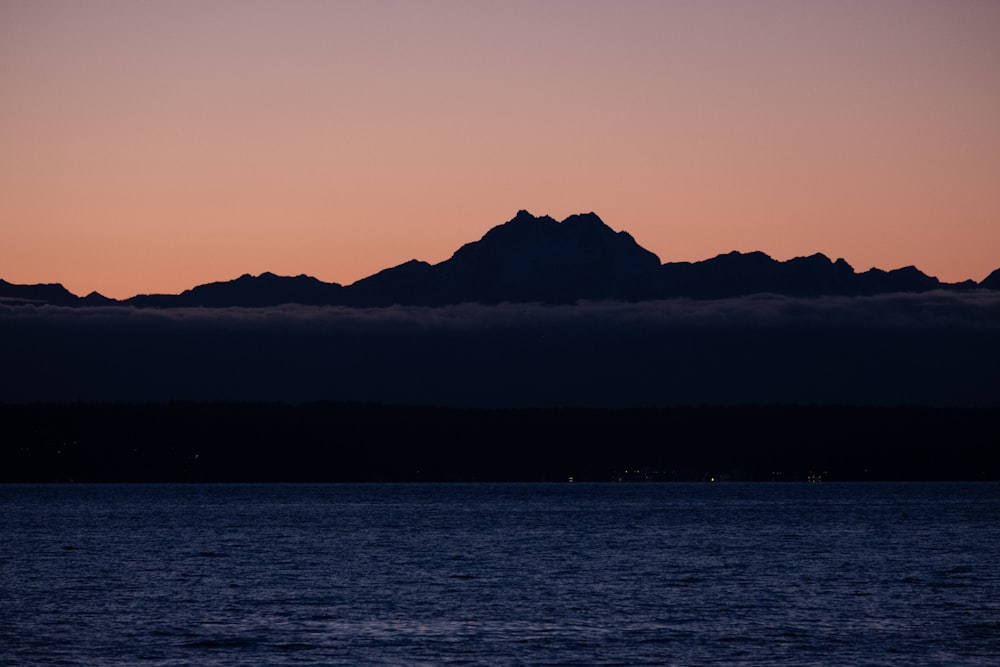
[2,482,998,666]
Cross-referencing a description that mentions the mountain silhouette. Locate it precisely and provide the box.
[2,210,997,307]
[127,272,344,308]
[0,279,92,306]
[981,268,1000,291]
[657,251,857,298]
[347,210,662,305]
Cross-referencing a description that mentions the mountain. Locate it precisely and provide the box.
[981,268,1000,291]
[80,291,117,306]
[0,279,97,306]
[344,259,436,306]
[657,251,858,298]
[3,211,996,308]
[127,272,343,308]
[347,210,662,305]
[439,211,663,303]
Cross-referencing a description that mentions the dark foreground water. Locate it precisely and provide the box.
[2,483,999,666]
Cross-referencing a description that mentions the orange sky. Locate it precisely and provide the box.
[2,1,999,299]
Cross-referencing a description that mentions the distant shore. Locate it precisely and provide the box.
[2,403,996,483]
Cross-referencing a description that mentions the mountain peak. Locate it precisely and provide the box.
[507,209,558,226]
[561,211,605,227]
[431,210,663,303]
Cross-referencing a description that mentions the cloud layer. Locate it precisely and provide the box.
[3,291,999,407]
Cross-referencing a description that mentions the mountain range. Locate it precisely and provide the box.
[3,210,996,308]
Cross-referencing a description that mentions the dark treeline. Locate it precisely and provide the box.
[2,403,997,483]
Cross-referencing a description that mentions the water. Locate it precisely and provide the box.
[2,483,998,666]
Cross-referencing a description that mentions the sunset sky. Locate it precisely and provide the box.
[2,1,998,299]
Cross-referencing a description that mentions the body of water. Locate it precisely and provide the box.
[2,483,998,665]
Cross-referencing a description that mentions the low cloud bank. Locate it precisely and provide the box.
[3,291,999,406]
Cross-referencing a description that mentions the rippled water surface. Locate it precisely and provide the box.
[2,483,999,666]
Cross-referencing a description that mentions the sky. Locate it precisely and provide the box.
[2,1,998,299]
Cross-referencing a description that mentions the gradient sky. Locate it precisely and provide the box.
[2,1,998,299]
